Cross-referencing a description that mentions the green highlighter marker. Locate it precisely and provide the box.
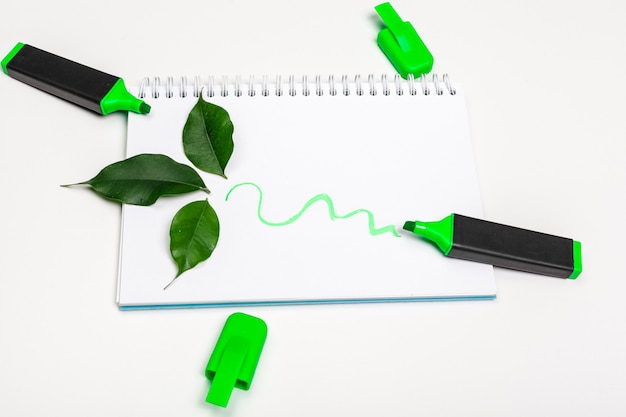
[403,214,582,279]
[1,42,150,115]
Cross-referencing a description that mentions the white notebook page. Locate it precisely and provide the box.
[117,75,496,309]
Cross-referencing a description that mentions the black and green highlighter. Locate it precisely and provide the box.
[403,214,582,279]
[1,42,149,115]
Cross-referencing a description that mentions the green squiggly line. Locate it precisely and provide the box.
[225,182,400,237]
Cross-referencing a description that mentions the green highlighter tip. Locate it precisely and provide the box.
[403,221,415,231]
[139,102,151,114]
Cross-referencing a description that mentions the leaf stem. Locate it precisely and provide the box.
[163,277,177,290]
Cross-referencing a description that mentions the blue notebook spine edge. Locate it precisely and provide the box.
[119,294,496,310]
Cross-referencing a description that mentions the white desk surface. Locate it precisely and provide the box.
[1,1,625,416]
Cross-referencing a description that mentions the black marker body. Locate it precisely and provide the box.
[449,215,577,278]
[6,44,117,114]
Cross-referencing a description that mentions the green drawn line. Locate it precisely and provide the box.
[225,182,400,237]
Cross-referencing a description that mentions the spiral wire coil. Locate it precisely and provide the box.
[138,73,457,99]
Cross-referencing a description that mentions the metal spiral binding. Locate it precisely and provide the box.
[137,74,457,99]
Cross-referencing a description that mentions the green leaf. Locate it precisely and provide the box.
[63,154,210,206]
[168,199,220,285]
[183,95,234,178]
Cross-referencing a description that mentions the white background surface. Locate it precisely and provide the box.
[1,1,625,416]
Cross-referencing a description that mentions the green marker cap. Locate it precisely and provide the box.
[374,2,434,79]
[205,312,268,408]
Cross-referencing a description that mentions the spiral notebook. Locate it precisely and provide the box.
[117,73,496,309]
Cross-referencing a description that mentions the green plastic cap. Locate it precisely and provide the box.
[205,313,268,408]
[374,2,434,79]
